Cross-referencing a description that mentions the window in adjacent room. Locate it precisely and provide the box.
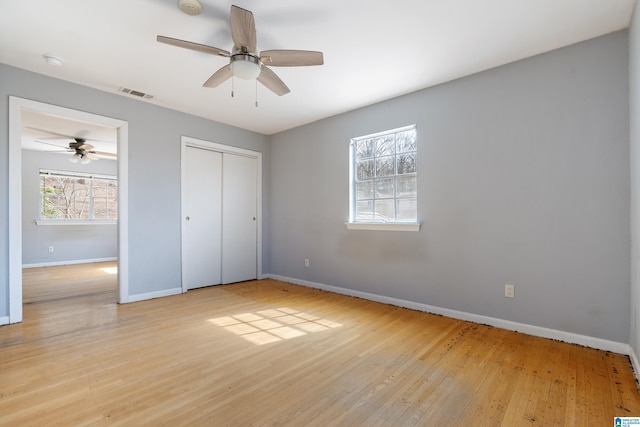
[348,125,419,230]
[39,169,117,222]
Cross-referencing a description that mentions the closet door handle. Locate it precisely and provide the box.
[186,216,190,221]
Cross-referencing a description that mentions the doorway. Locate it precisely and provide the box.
[181,136,262,291]
[8,97,129,324]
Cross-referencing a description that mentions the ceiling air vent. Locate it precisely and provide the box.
[118,87,154,100]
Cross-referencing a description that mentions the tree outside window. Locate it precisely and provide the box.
[40,170,117,221]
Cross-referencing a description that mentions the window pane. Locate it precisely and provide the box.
[396,153,416,175]
[74,184,89,199]
[396,198,417,222]
[71,179,89,220]
[375,135,395,157]
[42,177,59,219]
[375,178,394,198]
[396,129,417,153]
[107,181,117,198]
[375,156,394,177]
[94,197,107,219]
[356,159,374,180]
[42,196,61,219]
[71,198,90,219]
[51,177,74,219]
[356,200,374,221]
[355,139,374,159]
[39,172,117,221]
[356,181,374,200]
[374,199,394,222]
[396,176,417,197]
[107,207,118,220]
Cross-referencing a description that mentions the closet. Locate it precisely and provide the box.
[181,139,259,290]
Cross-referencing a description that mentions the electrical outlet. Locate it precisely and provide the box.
[505,284,515,298]
[48,246,54,253]
[304,258,310,268]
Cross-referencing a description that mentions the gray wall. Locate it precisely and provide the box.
[269,31,630,342]
[630,5,640,359]
[22,150,117,265]
[0,63,270,315]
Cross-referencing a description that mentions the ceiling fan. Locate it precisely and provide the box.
[34,137,116,164]
[157,4,324,96]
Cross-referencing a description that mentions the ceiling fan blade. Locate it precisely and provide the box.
[84,152,100,161]
[260,50,324,67]
[34,139,70,150]
[257,66,290,96]
[157,35,230,57]
[230,5,257,52]
[77,144,94,151]
[25,127,115,144]
[203,65,233,87]
[91,151,117,158]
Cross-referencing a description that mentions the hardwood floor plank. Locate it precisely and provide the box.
[1,263,639,425]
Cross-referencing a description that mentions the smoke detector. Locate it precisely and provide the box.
[178,0,202,15]
[43,54,63,66]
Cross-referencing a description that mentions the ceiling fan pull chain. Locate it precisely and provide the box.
[231,75,235,98]
[255,79,258,107]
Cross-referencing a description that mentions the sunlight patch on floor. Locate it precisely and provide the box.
[99,267,118,275]
[209,307,342,345]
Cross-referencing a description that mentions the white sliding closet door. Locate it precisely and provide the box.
[182,146,222,290]
[182,141,259,291]
[222,153,257,284]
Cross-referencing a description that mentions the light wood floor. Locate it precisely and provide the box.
[1,262,639,425]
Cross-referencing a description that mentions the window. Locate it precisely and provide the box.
[39,169,117,222]
[348,125,419,230]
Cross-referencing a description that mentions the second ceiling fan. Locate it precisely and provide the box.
[157,4,324,96]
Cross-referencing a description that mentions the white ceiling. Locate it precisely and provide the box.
[20,109,118,158]
[1,0,635,136]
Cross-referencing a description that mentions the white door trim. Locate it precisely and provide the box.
[180,135,263,293]
[8,97,130,324]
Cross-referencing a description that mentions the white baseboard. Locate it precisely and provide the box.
[0,316,9,326]
[23,257,117,269]
[123,287,183,304]
[267,274,630,356]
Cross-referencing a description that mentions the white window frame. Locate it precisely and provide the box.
[37,169,118,225]
[347,125,421,232]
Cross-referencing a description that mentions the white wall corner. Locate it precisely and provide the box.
[629,345,640,389]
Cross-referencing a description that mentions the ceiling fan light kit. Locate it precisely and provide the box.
[230,54,261,80]
[157,5,324,97]
[69,152,95,164]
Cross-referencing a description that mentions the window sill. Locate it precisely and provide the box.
[35,221,117,226]
[345,222,421,232]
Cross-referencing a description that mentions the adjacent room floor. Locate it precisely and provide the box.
[1,262,639,425]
